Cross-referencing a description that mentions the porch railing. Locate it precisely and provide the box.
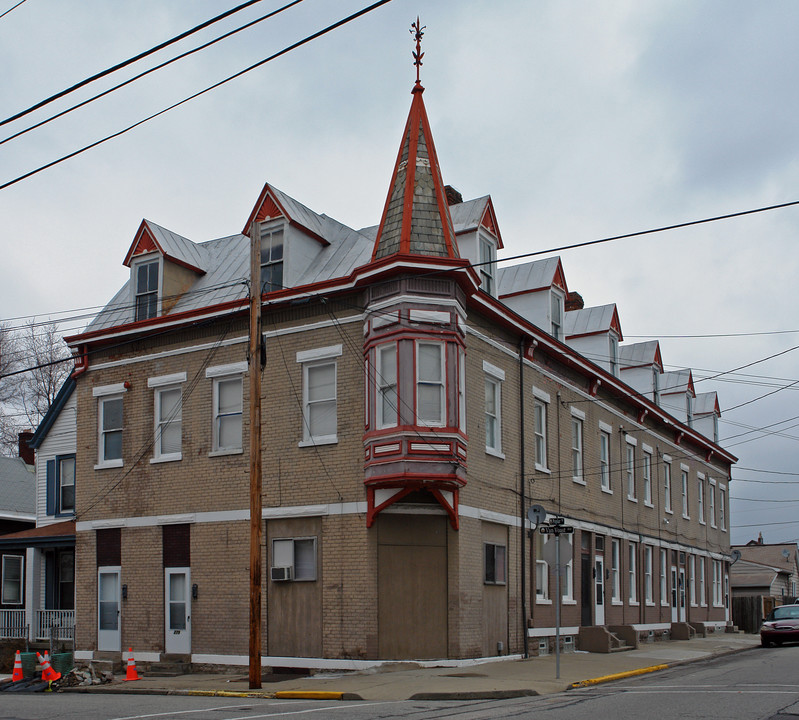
[35,609,75,641]
[0,609,27,639]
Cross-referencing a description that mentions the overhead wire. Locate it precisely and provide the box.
[0,0,268,128]
[0,0,395,191]
[0,0,26,21]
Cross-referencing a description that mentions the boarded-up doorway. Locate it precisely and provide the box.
[377,514,447,659]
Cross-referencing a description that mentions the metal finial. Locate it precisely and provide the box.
[411,17,425,91]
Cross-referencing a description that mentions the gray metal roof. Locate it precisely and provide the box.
[146,221,207,273]
[619,340,660,369]
[497,257,560,297]
[694,391,719,416]
[0,457,35,516]
[449,196,490,235]
[565,304,619,337]
[660,369,693,394]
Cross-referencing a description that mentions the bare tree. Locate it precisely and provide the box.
[0,321,72,456]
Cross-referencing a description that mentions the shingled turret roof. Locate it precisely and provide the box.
[371,84,460,262]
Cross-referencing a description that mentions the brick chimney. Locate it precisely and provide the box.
[566,291,584,311]
[18,430,34,465]
[444,185,463,206]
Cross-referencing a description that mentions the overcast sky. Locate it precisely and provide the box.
[2,0,798,547]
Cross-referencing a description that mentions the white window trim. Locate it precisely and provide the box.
[611,539,622,605]
[150,381,184,463]
[95,392,125,470]
[660,549,669,606]
[681,464,690,519]
[599,429,612,494]
[689,555,697,607]
[376,343,398,430]
[699,558,707,607]
[417,341,446,428]
[719,483,727,532]
[484,361,504,458]
[132,254,162,322]
[1,554,24,605]
[642,444,654,507]
[697,472,706,525]
[570,409,585,484]
[628,542,639,606]
[663,456,673,514]
[533,387,550,472]
[297,346,342,447]
[708,478,717,529]
[625,439,637,502]
[206,361,248,379]
[210,374,243,456]
[644,545,655,606]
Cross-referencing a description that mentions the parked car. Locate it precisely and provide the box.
[761,605,799,647]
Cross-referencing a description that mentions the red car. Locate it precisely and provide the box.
[761,604,799,647]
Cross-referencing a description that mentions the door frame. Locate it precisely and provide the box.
[97,566,121,651]
[670,566,678,622]
[165,567,191,655]
[678,567,686,621]
[594,555,605,625]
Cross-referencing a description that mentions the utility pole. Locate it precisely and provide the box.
[248,222,263,689]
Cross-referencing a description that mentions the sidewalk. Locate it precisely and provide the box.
[58,633,760,701]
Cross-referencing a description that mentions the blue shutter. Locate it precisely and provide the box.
[46,459,56,516]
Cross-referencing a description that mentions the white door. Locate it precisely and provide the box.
[98,568,121,651]
[678,568,686,621]
[670,566,678,622]
[594,556,605,626]
[165,568,191,655]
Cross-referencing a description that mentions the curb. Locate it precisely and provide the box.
[410,689,538,701]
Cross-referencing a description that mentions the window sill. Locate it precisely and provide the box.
[562,599,577,606]
[535,464,551,474]
[95,460,123,470]
[710,524,717,530]
[629,601,640,607]
[665,509,674,515]
[644,501,655,508]
[601,487,613,495]
[535,598,552,605]
[611,600,624,606]
[645,601,656,607]
[682,514,690,520]
[660,602,670,607]
[150,454,182,464]
[627,496,638,503]
[699,520,706,526]
[572,477,586,486]
[298,436,338,448]
[209,448,243,458]
[485,447,505,460]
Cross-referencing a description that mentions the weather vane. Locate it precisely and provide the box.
[411,17,425,91]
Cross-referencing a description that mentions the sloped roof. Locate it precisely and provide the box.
[619,340,662,370]
[29,376,76,449]
[730,559,783,588]
[0,519,75,548]
[0,457,35,517]
[497,257,566,298]
[735,543,799,572]
[565,303,622,340]
[124,219,207,274]
[371,86,459,261]
[449,195,503,248]
[694,391,720,416]
[244,182,331,245]
[661,369,695,396]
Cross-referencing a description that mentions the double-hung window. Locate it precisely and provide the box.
[484,362,504,457]
[297,345,341,446]
[625,437,637,500]
[628,542,638,604]
[417,342,445,426]
[697,474,705,523]
[610,539,621,603]
[708,480,717,527]
[689,556,697,606]
[376,343,398,429]
[609,335,619,377]
[206,362,246,454]
[660,549,668,606]
[571,408,584,483]
[642,446,653,506]
[272,537,316,581]
[94,383,127,469]
[479,235,496,296]
[550,290,564,341]
[533,388,550,471]
[681,466,690,518]
[536,539,549,602]
[149,373,186,463]
[260,224,284,292]
[1,555,23,605]
[599,422,612,492]
[134,259,159,321]
[719,485,727,531]
[484,543,506,585]
[663,456,673,513]
[47,455,76,515]
[644,546,654,604]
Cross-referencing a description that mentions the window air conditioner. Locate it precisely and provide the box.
[270,566,293,582]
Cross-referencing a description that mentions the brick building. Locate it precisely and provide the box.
[64,74,735,669]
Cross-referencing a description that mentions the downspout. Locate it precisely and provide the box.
[619,426,626,625]
[519,337,529,659]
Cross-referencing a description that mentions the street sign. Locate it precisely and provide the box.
[539,525,574,535]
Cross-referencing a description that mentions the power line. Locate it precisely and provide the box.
[1,0,306,147]
[0,0,26,20]
[0,0,267,128]
[0,0,394,191]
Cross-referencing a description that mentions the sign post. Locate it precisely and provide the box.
[539,518,573,679]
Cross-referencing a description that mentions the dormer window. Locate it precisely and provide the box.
[609,335,619,377]
[479,235,496,296]
[260,224,284,293]
[135,259,159,321]
[550,291,564,341]
[652,368,661,405]
[686,394,694,427]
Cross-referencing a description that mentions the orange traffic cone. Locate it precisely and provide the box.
[124,648,139,681]
[36,652,61,683]
[11,650,23,682]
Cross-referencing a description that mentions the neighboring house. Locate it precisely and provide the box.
[0,434,36,637]
[62,72,736,669]
[0,379,76,643]
[731,539,799,601]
